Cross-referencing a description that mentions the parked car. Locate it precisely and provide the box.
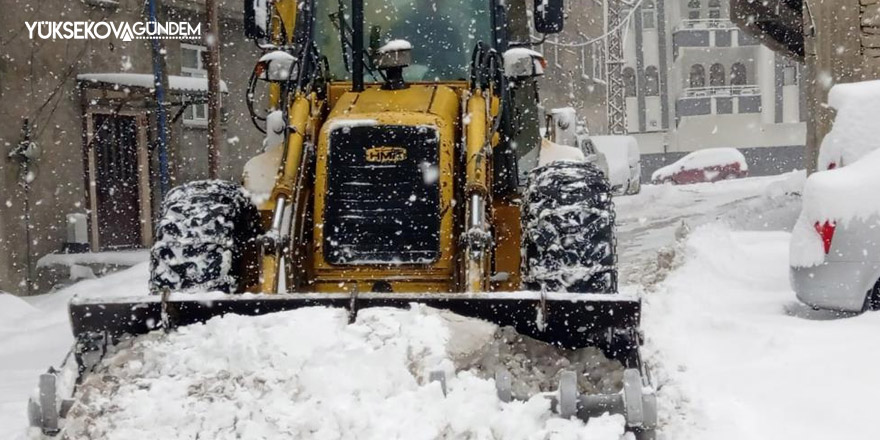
[790,80,880,313]
[591,135,641,195]
[651,148,748,185]
[791,149,880,312]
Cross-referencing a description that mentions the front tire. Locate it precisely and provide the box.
[521,161,617,293]
[149,180,261,294]
[865,279,880,312]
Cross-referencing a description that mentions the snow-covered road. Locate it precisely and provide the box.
[3,172,879,439]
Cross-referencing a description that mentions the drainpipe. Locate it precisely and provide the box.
[148,0,171,198]
[206,0,221,179]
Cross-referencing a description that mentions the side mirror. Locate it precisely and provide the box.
[534,0,565,34]
[503,48,546,79]
[256,50,297,82]
[245,0,270,41]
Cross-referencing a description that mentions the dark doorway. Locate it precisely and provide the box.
[92,114,143,249]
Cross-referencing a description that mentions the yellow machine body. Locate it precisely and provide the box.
[254,76,519,294]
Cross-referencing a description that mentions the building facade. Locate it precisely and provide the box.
[622,0,807,180]
[0,0,265,295]
[732,0,880,173]
[535,0,609,135]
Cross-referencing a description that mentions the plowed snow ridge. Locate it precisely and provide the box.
[63,306,625,440]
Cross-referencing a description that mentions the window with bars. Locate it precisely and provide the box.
[181,43,208,126]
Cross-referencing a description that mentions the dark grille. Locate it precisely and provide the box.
[324,124,441,264]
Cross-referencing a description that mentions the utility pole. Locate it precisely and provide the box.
[606,0,627,135]
[148,0,172,198]
[206,0,222,179]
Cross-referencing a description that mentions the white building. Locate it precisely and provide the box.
[621,0,806,179]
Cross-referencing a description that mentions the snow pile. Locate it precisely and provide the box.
[791,147,880,267]
[591,136,639,190]
[651,148,747,183]
[0,265,150,440]
[790,80,880,267]
[537,138,585,166]
[644,223,880,439]
[36,250,149,269]
[0,293,36,327]
[817,80,880,170]
[63,306,625,440]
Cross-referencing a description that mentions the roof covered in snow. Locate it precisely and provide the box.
[77,73,229,94]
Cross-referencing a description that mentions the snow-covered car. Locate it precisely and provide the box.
[575,131,610,178]
[651,148,748,185]
[815,80,880,170]
[591,135,641,195]
[790,81,880,313]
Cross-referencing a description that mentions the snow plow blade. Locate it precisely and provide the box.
[28,292,655,437]
[68,291,642,362]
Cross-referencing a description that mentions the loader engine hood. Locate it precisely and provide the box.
[312,85,460,289]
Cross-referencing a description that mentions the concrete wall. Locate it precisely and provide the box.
[0,0,264,295]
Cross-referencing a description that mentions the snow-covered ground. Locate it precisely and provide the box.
[0,264,149,439]
[3,172,879,439]
[644,223,880,439]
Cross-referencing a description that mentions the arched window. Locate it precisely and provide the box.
[623,67,637,97]
[688,0,701,19]
[642,1,656,29]
[709,63,726,87]
[645,66,660,96]
[730,62,747,85]
[689,64,706,88]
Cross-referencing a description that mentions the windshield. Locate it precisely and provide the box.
[315,0,493,82]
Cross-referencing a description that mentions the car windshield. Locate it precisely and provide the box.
[314,0,492,82]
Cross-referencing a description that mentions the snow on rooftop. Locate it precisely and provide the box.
[36,249,149,269]
[77,73,229,94]
[378,39,413,53]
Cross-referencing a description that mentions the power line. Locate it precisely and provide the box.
[540,0,644,48]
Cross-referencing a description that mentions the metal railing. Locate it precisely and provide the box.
[676,19,736,31]
[681,85,760,98]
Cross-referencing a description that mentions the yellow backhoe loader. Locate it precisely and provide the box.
[29,0,656,437]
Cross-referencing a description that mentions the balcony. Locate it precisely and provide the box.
[681,85,761,98]
[673,19,760,55]
[676,19,736,32]
[676,85,762,124]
